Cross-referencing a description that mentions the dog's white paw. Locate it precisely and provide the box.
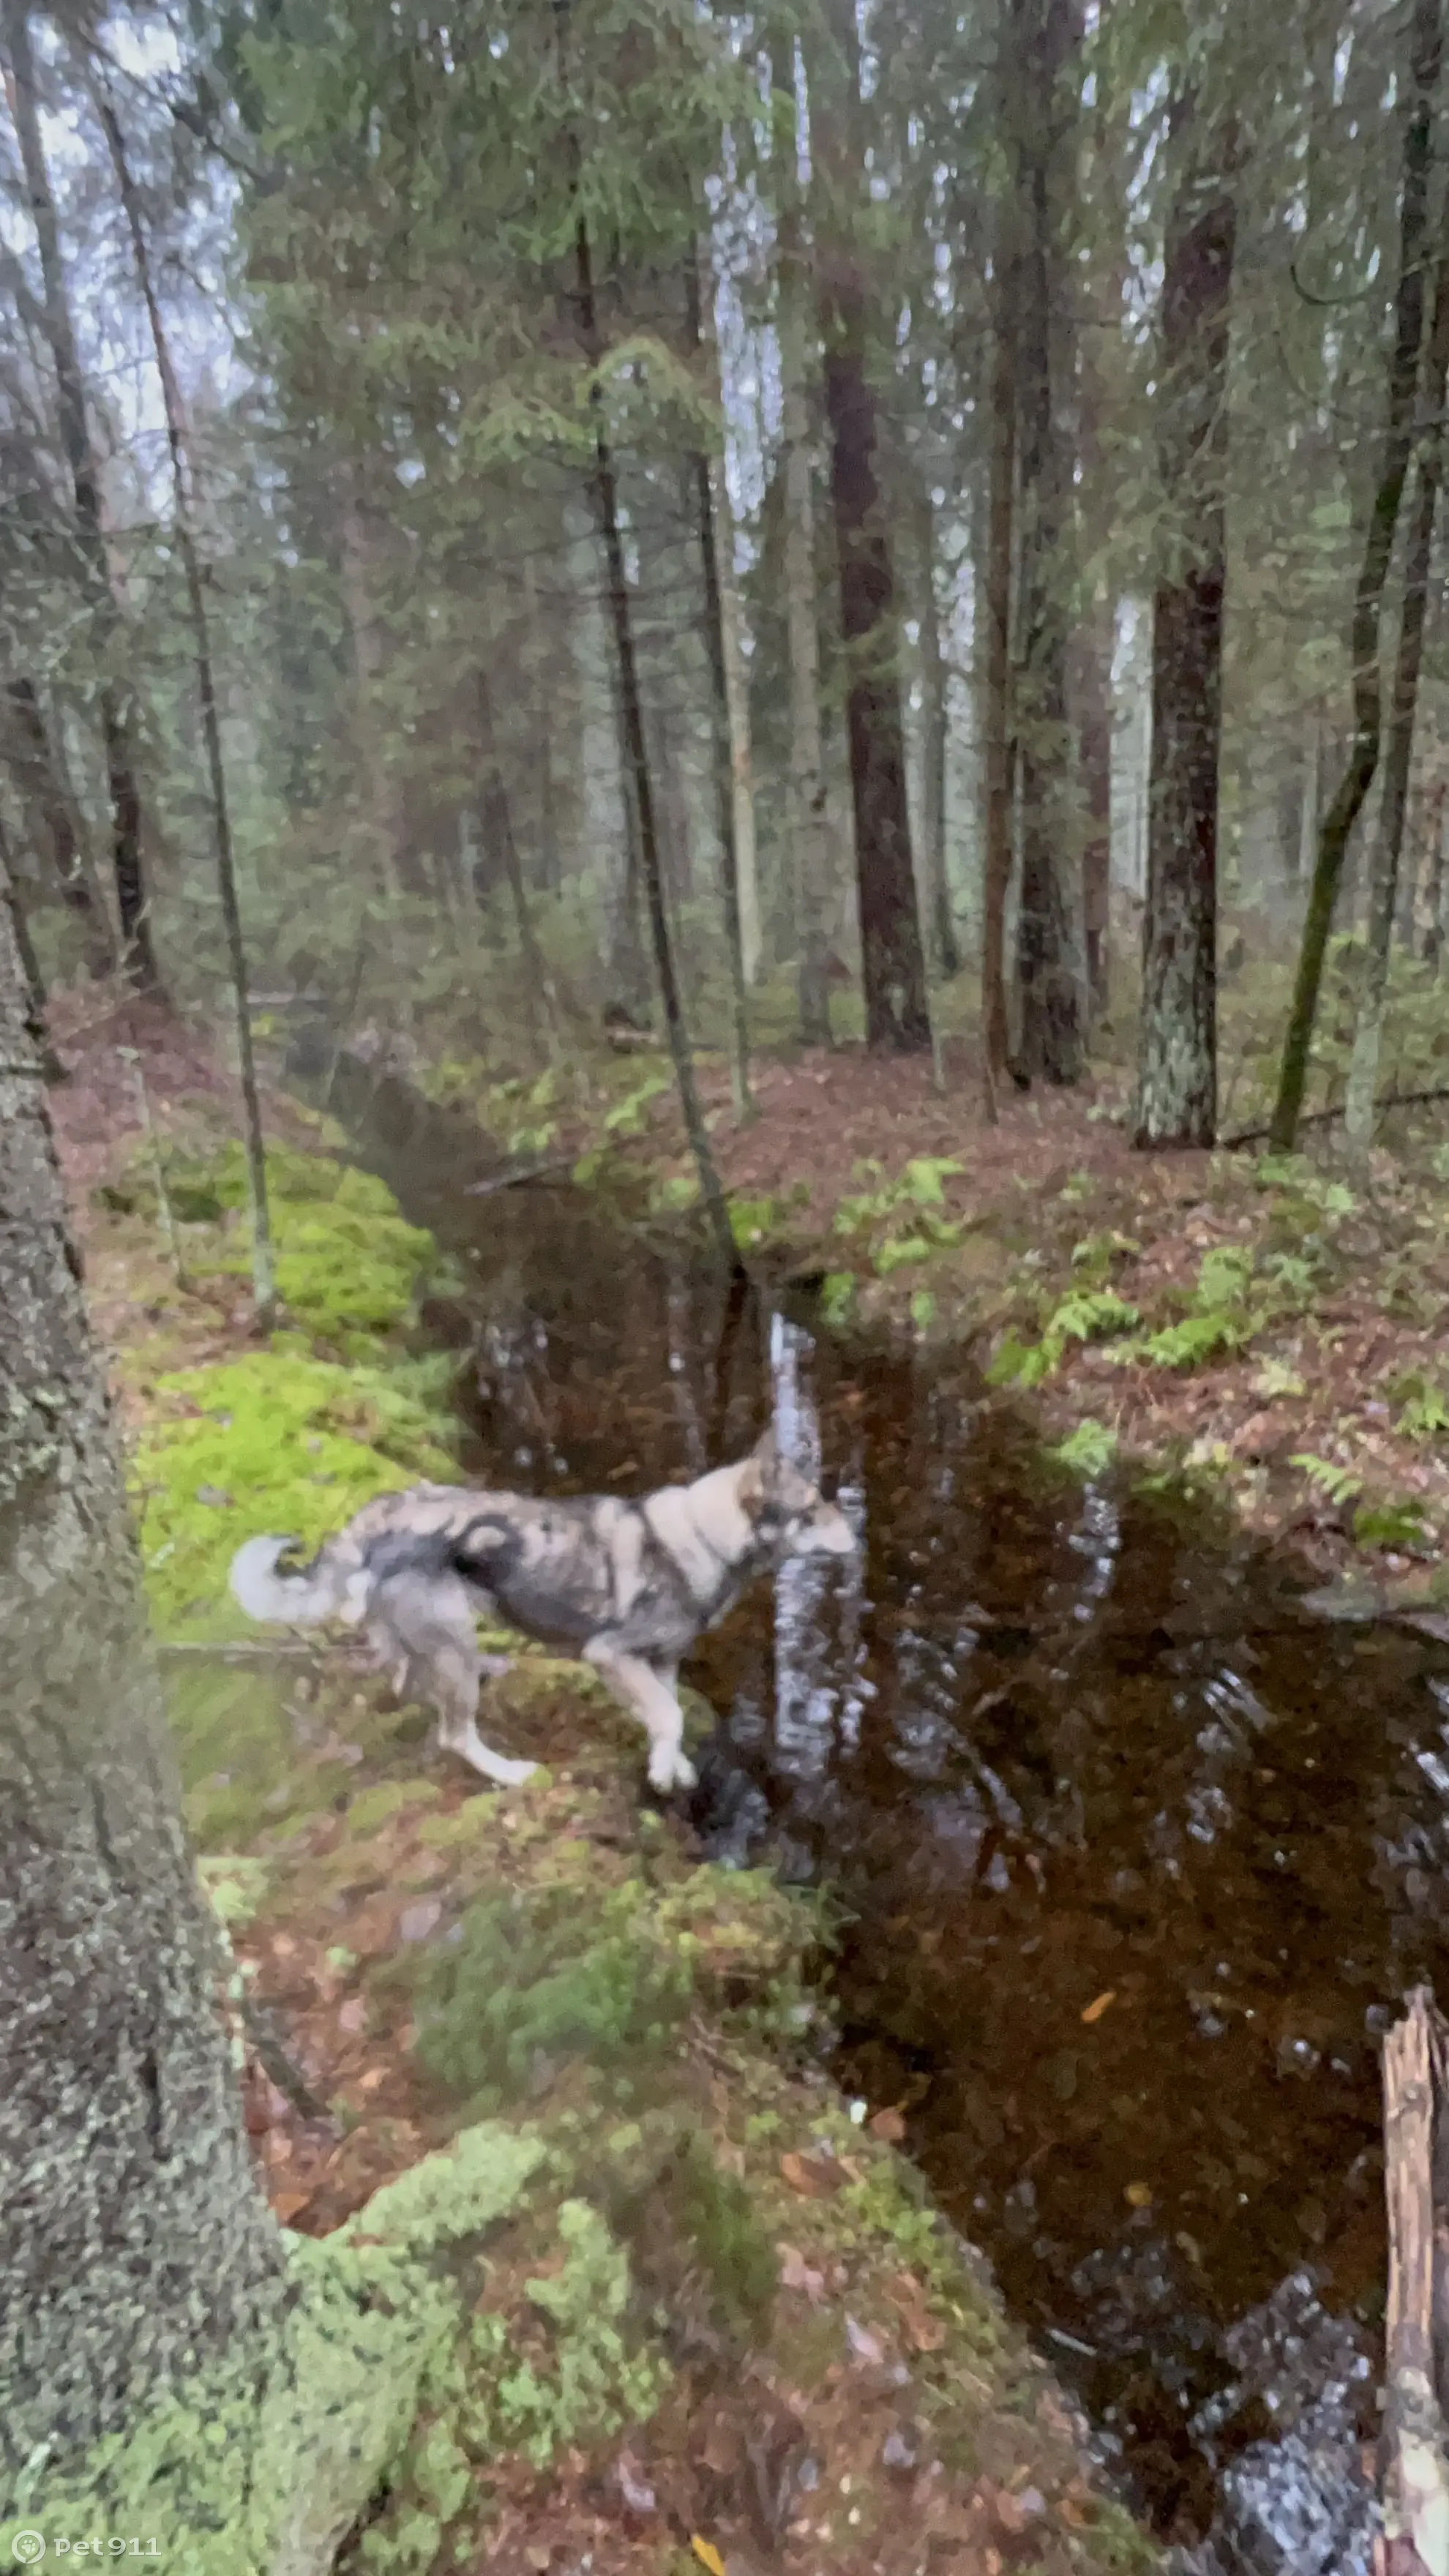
[648,1748,697,1793]
[492,1755,537,1789]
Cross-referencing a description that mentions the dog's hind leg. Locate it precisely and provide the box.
[373,1572,536,1789]
[583,1642,695,1793]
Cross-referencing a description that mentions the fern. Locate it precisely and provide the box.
[1392,1368,1449,1441]
[1053,1418,1118,1478]
[1137,1309,1246,1369]
[1291,1453,1363,1508]
[1353,1499,1429,1549]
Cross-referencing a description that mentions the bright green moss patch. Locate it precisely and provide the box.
[131,1344,454,1640]
[187,1143,446,1355]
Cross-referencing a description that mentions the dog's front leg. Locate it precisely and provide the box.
[583,1642,696,1793]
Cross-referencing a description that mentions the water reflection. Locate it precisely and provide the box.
[330,1076,1449,2555]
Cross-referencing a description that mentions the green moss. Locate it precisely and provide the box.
[414,1881,697,2105]
[0,2124,543,2576]
[193,1145,444,1355]
[346,1779,443,1837]
[132,1344,454,1640]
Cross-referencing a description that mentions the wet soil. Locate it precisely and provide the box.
[333,1059,1449,2560]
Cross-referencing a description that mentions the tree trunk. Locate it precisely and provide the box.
[0,895,283,2482]
[476,667,561,1065]
[98,86,277,1328]
[1270,0,1443,1153]
[574,218,741,1276]
[1423,779,1448,966]
[1072,603,1114,1023]
[338,476,415,905]
[779,208,836,1046]
[1344,232,1449,1153]
[0,808,64,1079]
[821,269,931,1053]
[4,675,113,971]
[3,0,161,995]
[686,250,754,1120]
[1134,101,1237,1150]
[1011,0,1083,1086]
[914,479,959,978]
[981,192,1017,1098]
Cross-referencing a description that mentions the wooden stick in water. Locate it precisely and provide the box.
[1377,1987,1449,2576]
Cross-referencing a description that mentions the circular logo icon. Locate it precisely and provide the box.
[11,2537,45,2565]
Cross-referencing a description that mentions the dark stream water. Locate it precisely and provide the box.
[327,1057,1449,2571]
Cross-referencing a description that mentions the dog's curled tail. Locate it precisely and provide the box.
[230,1534,345,1627]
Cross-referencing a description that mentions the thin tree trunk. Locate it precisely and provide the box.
[821,267,932,1053]
[1344,234,1449,1153]
[338,476,412,907]
[915,480,959,978]
[476,665,560,1065]
[1134,102,1237,1150]
[715,466,763,989]
[523,553,561,897]
[685,251,754,1120]
[981,194,1017,1102]
[1270,0,1443,1153]
[1423,779,1448,966]
[779,211,835,1046]
[97,87,277,1328]
[574,219,741,1276]
[4,674,113,969]
[1012,0,1083,1086]
[3,0,161,995]
[0,893,283,2479]
[1072,603,1114,1022]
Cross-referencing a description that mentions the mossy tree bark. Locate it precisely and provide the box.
[981,190,1017,1104]
[0,894,284,2482]
[1270,0,1443,1153]
[1134,100,1237,1150]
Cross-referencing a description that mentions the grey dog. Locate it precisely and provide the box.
[229,1428,854,1791]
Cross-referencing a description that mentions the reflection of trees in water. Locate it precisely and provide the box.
[768,1313,868,1786]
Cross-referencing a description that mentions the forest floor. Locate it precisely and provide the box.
[47,986,1164,2576]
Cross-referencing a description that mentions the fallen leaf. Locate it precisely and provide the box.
[400,1898,443,1944]
[272,2190,311,2223]
[869,2104,907,2143]
[691,2539,726,2576]
[845,2315,884,2364]
[358,2067,388,2094]
[1080,1990,1117,2025]
[1124,2179,1153,2208]
[778,2244,825,2300]
[780,2150,845,2197]
[337,1997,367,2035]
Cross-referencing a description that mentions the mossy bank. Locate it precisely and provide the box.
[34,1102,1167,2575]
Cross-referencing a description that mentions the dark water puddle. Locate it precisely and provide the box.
[326,1059,1449,2568]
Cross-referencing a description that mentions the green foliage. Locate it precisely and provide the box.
[1352,1498,1429,1549]
[467,2201,667,2471]
[603,1073,671,1137]
[194,1145,441,1355]
[1052,1419,1118,1478]
[988,1289,1139,1388]
[1392,1368,1449,1440]
[1136,1309,1246,1370]
[729,1192,785,1247]
[910,1288,937,1330]
[1290,1453,1364,1508]
[1069,1229,1140,1288]
[413,1882,696,2105]
[835,1156,962,1236]
[874,1232,934,1273]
